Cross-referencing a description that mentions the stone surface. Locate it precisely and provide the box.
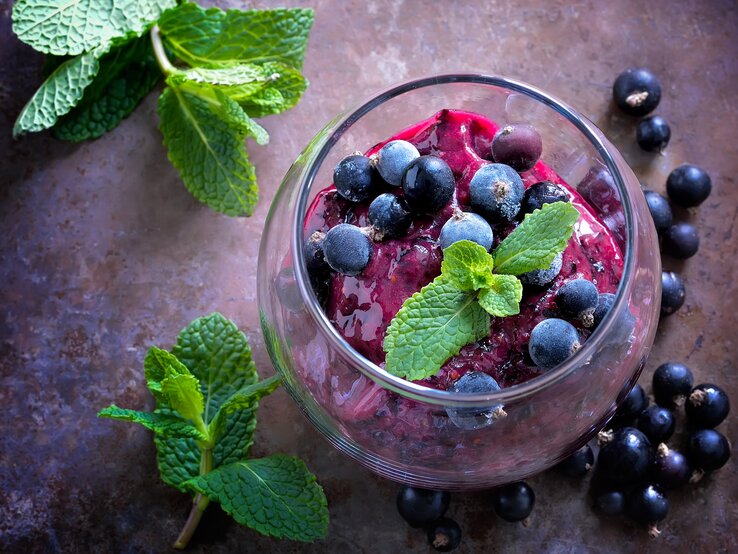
[1,0,737,552]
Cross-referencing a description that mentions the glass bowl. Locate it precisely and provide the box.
[257,74,661,490]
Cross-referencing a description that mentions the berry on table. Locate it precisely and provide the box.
[469,163,525,221]
[592,292,616,328]
[396,486,450,528]
[521,181,569,215]
[322,224,372,275]
[491,123,543,172]
[333,154,382,202]
[528,317,581,369]
[556,444,595,478]
[636,115,671,152]
[643,190,673,234]
[637,405,676,443]
[660,271,685,316]
[612,68,662,117]
[368,193,412,239]
[685,383,730,428]
[492,482,535,523]
[650,443,691,489]
[446,372,505,429]
[652,362,694,407]
[626,485,669,537]
[402,155,455,213]
[519,252,563,287]
[663,222,699,259]
[427,518,462,552]
[595,490,625,516]
[687,429,731,471]
[597,427,652,484]
[439,210,494,250]
[555,278,599,327]
[374,140,420,186]
[666,164,712,207]
[614,384,649,422]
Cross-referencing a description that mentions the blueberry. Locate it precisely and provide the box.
[492,482,535,523]
[685,383,730,428]
[643,190,672,234]
[663,222,699,259]
[652,362,694,407]
[660,271,685,316]
[666,164,712,207]
[626,485,668,528]
[402,155,455,213]
[368,193,411,239]
[555,279,599,327]
[528,318,581,369]
[556,444,595,478]
[396,486,450,528]
[521,181,569,215]
[426,518,462,552]
[595,490,625,516]
[637,405,676,443]
[491,123,543,172]
[439,210,494,250]
[597,427,652,484]
[469,163,524,221]
[614,384,649,422]
[446,372,504,430]
[304,231,329,274]
[592,292,616,328]
[636,115,671,152]
[612,68,662,116]
[322,224,372,275]
[519,253,563,287]
[687,429,731,471]
[374,140,420,186]
[333,154,381,202]
[650,444,691,489]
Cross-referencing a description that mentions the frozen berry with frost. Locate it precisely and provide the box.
[528,317,581,369]
[439,210,494,250]
[368,193,412,239]
[520,253,563,287]
[556,279,599,327]
[322,224,372,275]
[374,140,420,186]
[333,154,382,202]
[469,163,524,221]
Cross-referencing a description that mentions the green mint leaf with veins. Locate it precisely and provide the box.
[383,278,490,381]
[157,81,262,217]
[478,275,524,317]
[158,3,314,70]
[493,201,580,276]
[98,405,208,441]
[160,372,205,425]
[54,35,161,142]
[143,346,192,403]
[185,455,329,542]
[11,0,175,56]
[441,240,495,291]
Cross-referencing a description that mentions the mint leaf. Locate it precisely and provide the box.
[11,0,175,55]
[234,62,307,118]
[493,202,579,276]
[441,240,495,291]
[161,372,204,424]
[157,82,261,216]
[98,405,207,441]
[384,278,490,381]
[185,455,329,542]
[12,46,105,137]
[478,275,524,317]
[143,346,192,403]
[158,3,314,70]
[54,35,160,142]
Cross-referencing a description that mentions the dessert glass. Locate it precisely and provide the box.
[257,74,661,490]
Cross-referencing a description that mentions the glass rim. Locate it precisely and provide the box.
[290,73,636,406]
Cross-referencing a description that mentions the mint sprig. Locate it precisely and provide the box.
[98,313,328,548]
[384,202,580,380]
[11,1,314,217]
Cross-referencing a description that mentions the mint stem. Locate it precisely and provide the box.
[173,447,213,549]
[150,25,176,76]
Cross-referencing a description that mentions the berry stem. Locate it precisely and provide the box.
[150,25,177,76]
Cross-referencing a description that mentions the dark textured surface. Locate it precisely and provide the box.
[1,0,737,552]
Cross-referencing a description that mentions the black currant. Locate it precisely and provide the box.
[556,444,595,478]
[666,164,712,207]
[637,405,676,444]
[687,429,731,471]
[396,486,450,528]
[660,271,685,316]
[663,222,699,259]
[636,115,671,152]
[612,68,662,116]
[492,482,535,522]
[427,518,462,552]
[598,427,652,484]
[685,384,730,428]
[652,362,694,407]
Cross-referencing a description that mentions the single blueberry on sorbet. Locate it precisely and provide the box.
[445,372,504,430]
[396,486,450,528]
[643,190,672,234]
[687,429,731,471]
[637,405,676,444]
[636,115,671,152]
[519,253,563,287]
[597,427,652,485]
[685,383,730,428]
[652,362,694,407]
[333,154,382,202]
[592,292,616,328]
[521,181,569,215]
[322,223,372,275]
[402,155,455,213]
[660,271,685,316]
[374,139,420,186]
[650,443,691,489]
[368,193,412,239]
[490,123,543,172]
[612,67,662,116]
[556,444,595,478]
[469,163,524,221]
[492,482,535,522]
[666,164,712,207]
[528,318,581,369]
[556,278,599,327]
[663,222,699,259]
[427,518,462,552]
[438,210,494,250]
